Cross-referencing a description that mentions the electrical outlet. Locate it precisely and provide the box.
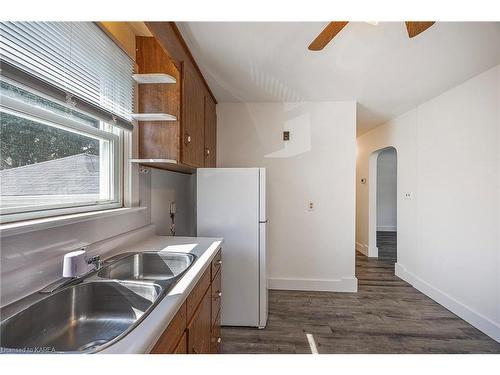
[308,202,314,211]
[404,192,412,200]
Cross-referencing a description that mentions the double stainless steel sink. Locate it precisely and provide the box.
[0,251,196,353]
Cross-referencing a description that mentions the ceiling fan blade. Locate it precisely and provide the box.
[405,21,436,38]
[308,21,349,51]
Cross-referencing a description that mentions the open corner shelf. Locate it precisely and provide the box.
[132,73,176,84]
[130,159,196,174]
[131,113,177,121]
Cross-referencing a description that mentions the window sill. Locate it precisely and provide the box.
[0,206,148,238]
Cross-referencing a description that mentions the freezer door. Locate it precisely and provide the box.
[197,168,260,326]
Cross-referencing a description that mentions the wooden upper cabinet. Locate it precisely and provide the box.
[136,37,181,161]
[204,95,217,167]
[135,24,217,173]
[181,65,205,168]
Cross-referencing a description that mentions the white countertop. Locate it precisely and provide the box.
[99,235,223,354]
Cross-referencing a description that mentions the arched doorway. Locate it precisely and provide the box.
[368,146,397,263]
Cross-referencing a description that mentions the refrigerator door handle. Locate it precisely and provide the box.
[259,220,268,224]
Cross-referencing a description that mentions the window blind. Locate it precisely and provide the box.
[0,22,134,129]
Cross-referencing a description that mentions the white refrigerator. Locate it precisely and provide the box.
[197,168,268,328]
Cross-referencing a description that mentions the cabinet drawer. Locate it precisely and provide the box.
[187,266,211,323]
[151,302,187,354]
[211,268,222,327]
[211,311,221,354]
[211,249,222,280]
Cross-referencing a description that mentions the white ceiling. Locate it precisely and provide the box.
[177,22,500,134]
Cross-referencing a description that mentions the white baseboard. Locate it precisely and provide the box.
[395,263,500,343]
[268,276,358,293]
[355,242,368,256]
[376,226,396,231]
[368,245,378,258]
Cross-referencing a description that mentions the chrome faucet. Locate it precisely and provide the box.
[39,249,102,294]
[87,255,102,271]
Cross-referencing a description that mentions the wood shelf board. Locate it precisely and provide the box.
[133,73,176,84]
[130,159,196,174]
[132,113,177,121]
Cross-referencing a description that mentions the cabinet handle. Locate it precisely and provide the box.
[217,337,221,343]
[217,260,222,265]
[215,291,222,298]
[205,148,210,156]
[192,347,198,354]
[184,133,192,144]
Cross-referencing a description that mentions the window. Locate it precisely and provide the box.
[0,22,134,223]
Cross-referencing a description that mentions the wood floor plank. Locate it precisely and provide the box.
[220,234,500,353]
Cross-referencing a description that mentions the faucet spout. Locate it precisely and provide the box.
[39,277,80,294]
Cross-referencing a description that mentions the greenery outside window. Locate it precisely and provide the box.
[0,81,123,223]
[0,22,134,224]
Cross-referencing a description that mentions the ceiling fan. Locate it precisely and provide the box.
[308,21,436,51]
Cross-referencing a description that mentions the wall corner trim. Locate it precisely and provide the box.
[395,263,500,343]
[368,245,379,258]
[355,242,368,256]
[268,276,358,293]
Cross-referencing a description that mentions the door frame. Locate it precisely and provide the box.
[368,146,398,258]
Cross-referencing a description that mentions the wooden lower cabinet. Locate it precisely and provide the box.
[210,253,222,354]
[150,249,222,354]
[187,287,212,354]
[173,332,187,354]
[150,302,187,354]
[210,311,221,353]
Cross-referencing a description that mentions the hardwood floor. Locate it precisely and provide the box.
[377,231,397,263]
[220,251,500,354]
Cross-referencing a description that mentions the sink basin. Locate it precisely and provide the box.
[0,251,197,353]
[97,252,195,282]
[0,281,161,353]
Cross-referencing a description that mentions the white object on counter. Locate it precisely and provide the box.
[62,249,89,277]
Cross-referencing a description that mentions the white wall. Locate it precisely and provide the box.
[151,169,196,236]
[376,148,397,231]
[217,101,357,292]
[356,65,500,342]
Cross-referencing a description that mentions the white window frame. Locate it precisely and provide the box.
[0,81,125,224]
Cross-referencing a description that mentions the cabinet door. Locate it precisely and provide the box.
[187,287,212,354]
[173,332,187,354]
[150,302,187,354]
[211,269,221,327]
[182,65,205,168]
[203,95,217,167]
[211,312,221,354]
